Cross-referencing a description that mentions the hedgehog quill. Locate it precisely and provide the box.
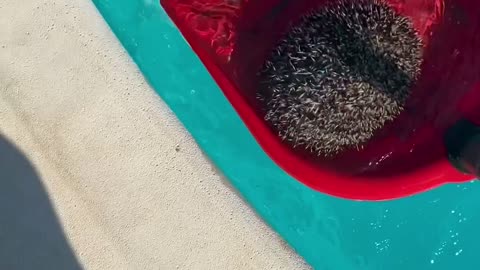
[258,0,423,157]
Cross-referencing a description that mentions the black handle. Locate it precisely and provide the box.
[445,119,480,177]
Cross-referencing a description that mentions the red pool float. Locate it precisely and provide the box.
[160,0,480,200]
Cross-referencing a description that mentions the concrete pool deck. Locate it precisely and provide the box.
[0,0,308,269]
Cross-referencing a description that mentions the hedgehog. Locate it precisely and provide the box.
[257,0,423,157]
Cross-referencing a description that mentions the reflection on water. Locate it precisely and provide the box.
[169,0,244,61]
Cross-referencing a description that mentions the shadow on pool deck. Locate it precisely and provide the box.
[0,134,83,270]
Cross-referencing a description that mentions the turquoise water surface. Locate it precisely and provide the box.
[93,0,480,269]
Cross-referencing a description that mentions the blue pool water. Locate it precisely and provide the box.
[93,0,480,268]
